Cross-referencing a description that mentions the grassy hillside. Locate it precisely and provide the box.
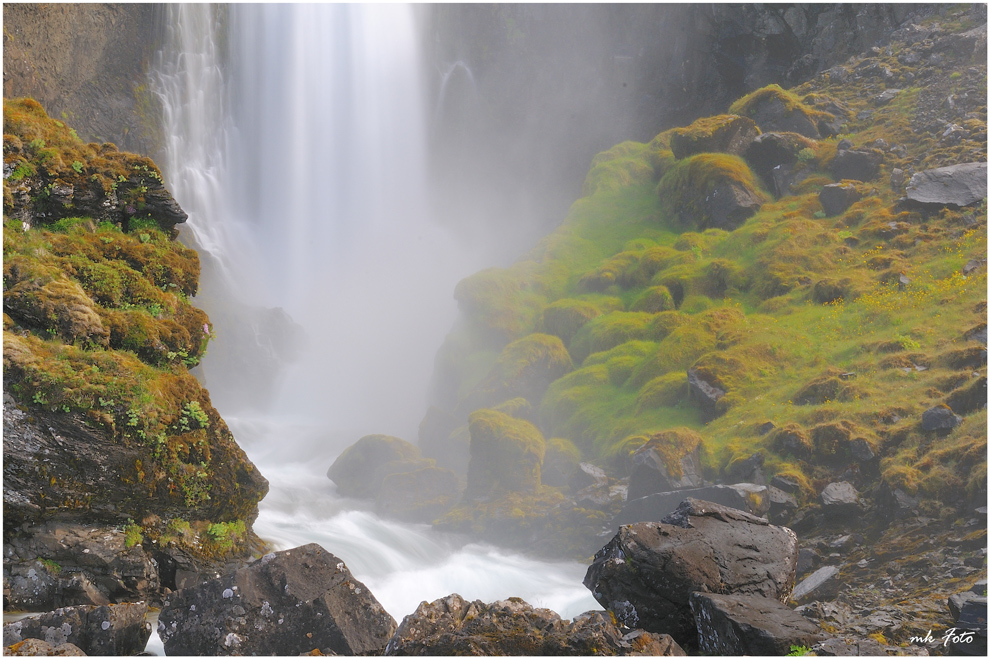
[425,10,987,525]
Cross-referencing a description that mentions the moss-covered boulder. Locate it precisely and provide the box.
[376,466,462,524]
[465,409,546,497]
[669,114,760,160]
[728,84,832,139]
[657,154,767,231]
[541,298,603,344]
[626,428,707,500]
[326,434,433,499]
[470,333,573,409]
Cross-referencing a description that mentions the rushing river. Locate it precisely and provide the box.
[147,4,601,652]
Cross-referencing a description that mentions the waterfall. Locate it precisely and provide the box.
[150,3,600,645]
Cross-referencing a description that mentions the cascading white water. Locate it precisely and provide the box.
[151,3,601,652]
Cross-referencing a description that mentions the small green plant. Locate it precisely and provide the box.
[32,391,48,405]
[72,160,84,174]
[787,645,812,656]
[39,558,62,575]
[204,520,247,553]
[797,147,816,163]
[813,211,826,219]
[179,401,210,432]
[950,71,962,79]
[28,138,46,151]
[123,520,143,548]
[896,334,921,350]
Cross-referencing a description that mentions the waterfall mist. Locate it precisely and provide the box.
[151,2,601,631]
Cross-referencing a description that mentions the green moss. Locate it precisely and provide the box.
[636,371,689,411]
[570,311,654,363]
[123,520,143,548]
[466,409,546,495]
[630,285,675,312]
[541,298,603,344]
[582,141,655,196]
[728,83,833,127]
[327,434,426,498]
[668,114,760,160]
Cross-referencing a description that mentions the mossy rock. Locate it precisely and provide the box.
[542,437,582,488]
[471,333,574,408]
[630,286,675,313]
[636,371,689,411]
[577,251,643,292]
[570,311,654,364]
[728,84,833,139]
[669,114,760,160]
[327,434,432,499]
[453,267,544,342]
[657,153,767,231]
[644,310,689,342]
[541,298,603,344]
[376,466,462,524]
[582,141,655,196]
[465,409,546,496]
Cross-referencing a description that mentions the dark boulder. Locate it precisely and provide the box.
[950,591,981,623]
[586,499,798,644]
[158,544,397,656]
[327,434,432,499]
[791,565,841,604]
[819,482,861,518]
[690,592,822,655]
[376,466,461,523]
[703,181,764,231]
[382,593,684,656]
[906,162,988,209]
[687,368,726,421]
[953,596,988,656]
[616,484,769,526]
[767,485,799,521]
[724,453,766,485]
[743,131,817,194]
[771,475,801,494]
[797,548,820,576]
[831,149,883,181]
[738,93,820,138]
[876,482,919,520]
[1,602,151,656]
[819,183,862,217]
[921,404,962,433]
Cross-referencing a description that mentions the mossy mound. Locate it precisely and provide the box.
[669,114,760,160]
[728,84,834,139]
[465,409,546,496]
[657,153,768,231]
[326,434,432,499]
[472,333,574,408]
[540,298,604,344]
[541,437,582,488]
[582,141,656,196]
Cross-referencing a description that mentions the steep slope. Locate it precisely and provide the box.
[3,98,268,610]
[415,9,986,560]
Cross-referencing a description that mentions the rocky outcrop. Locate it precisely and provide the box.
[2,602,151,656]
[690,592,822,655]
[383,593,685,656]
[906,162,988,208]
[3,638,85,656]
[158,544,397,656]
[464,409,546,497]
[820,182,862,216]
[831,148,883,181]
[668,115,760,160]
[585,499,798,644]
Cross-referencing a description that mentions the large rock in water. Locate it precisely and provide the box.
[690,592,822,655]
[585,499,798,644]
[906,162,988,208]
[376,466,461,523]
[157,544,396,656]
[383,593,685,656]
[327,434,432,499]
[2,602,151,656]
[464,409,545,497]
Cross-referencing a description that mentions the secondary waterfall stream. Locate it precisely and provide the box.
[150,4,600,651]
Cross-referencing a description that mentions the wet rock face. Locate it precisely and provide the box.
[585,499,798,644]
[3,522,159,611]
[158,544,396,656]
[2,602,151,656]
[3,638,85,655]
[906,162,988,208]
[626,437,704,501]
[383,593,685,656]
[690,592,822,655]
